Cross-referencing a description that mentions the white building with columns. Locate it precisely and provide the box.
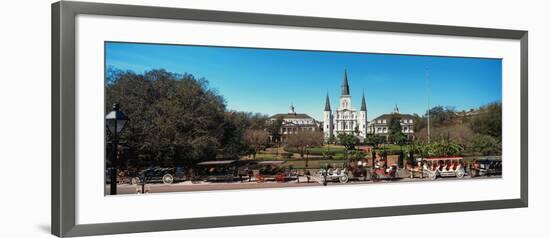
[323,70,368,140]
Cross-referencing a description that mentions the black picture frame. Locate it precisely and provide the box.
[52,1,528,237]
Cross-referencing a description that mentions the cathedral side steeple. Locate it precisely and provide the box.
[324,93,331,111]
[360,90,367,111]
[323,93,333,140]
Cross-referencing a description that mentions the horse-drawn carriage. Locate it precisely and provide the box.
[318,167,352,184]
[195,160,239,182]
[370,164,398,181]
[315,162,354,184]
[418,157,466,180]
[469,156,502,177]
[250,161,294,183]
[195,160,296,183]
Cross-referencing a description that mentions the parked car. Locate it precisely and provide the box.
[131,167,184,185]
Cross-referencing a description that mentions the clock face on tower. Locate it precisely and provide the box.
[343,100,348,108]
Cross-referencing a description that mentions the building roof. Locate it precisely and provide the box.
[341,69,350,95]
[372,113,417,121]
[269,113,314,120]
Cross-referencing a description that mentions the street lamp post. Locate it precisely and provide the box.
[106,103,128,195]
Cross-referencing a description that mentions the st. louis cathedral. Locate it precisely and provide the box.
[323,70,416,141]
[323,70,368,140]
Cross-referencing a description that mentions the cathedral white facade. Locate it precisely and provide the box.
[323,70,368,140]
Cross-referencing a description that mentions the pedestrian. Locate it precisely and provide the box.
[247,169,253,182]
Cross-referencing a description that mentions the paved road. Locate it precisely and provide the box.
[106,175,501,195]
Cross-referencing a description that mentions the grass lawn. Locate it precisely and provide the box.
[376,144,406,151]
[306,145,346,154]
[253,153,286,160]
[252,144,409,162]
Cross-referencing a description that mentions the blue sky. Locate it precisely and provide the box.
[106,42,502,121]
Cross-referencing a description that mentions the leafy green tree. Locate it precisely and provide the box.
[469,134,501,155]
[106,68,266,167]
[426,106,456,126]
[338,133,359,150]
[388,114,402,134]
[469,102,502,139]
[390,132,407,146]
[388,114,407,145]
[365,133,385,148]
[107,69,228,166]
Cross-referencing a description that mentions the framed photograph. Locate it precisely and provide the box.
[52,1,528,237]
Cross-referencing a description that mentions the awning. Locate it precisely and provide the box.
[197,160,236,165]
[256,161,286,165]
[419,157,464,161]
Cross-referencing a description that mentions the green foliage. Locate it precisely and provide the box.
[106,69,225,165]
[337,133,359,150]
[106,68,266,166]
[469,102,502,139]
[364,133,385,148]
[389,132,407,145]
[384,114,407,145]
[348,150,366,161]
[414,103,501,156]
[427,106,456,126]
[414,140,463,157]
[388,114,402,135]
[327,134,336,144]
[469,134,502,156]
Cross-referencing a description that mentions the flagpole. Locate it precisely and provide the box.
[426,67,431,143]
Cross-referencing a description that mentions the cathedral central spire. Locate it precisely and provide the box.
[341,69,350,95]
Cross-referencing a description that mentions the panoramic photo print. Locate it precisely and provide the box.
[104,42,502,195]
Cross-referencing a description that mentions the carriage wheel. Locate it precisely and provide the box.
[162,174,174,184]
[131,177,140,185]
[371,172,378,181]
[456,169,465,179]
[429,171,437,180]
[339,174,349,183]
